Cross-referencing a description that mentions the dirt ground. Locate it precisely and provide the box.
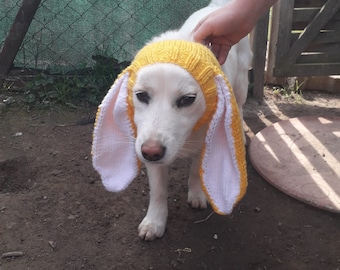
[1,88,339,270]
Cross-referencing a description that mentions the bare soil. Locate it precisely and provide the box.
[1,88,340,270]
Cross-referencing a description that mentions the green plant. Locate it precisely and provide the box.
[1,82,14,92]
[18,57,130,108]
[271,78,304,102]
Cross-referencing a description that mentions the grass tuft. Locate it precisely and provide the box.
[1,56,130,110]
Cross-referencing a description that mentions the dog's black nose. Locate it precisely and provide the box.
[141,140,166,162]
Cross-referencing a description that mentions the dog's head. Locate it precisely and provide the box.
[132,63,206,164]
[92,40,247,214]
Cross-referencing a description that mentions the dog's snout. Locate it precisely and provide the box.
[141,140,166,162]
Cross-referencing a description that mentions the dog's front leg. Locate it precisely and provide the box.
[138,164,168,241]
[187,154,208,209]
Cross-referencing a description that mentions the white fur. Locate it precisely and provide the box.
[134,0,252,241]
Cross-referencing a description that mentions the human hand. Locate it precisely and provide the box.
[192,0,277,64]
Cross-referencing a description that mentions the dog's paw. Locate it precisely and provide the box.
[138,217,166,241]
[187,189,208,209]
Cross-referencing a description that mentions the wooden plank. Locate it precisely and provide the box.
[291,31,340,44]
[324,21,340,31]
[295,0,327,8]
[266,1,282,83]
[274,0,295,65]
[296,53,340,64]
[305,43,340,54]
[293,8,320,22]
[274,63,340,76]
[0,0,41,81]
[281,0,340,67]
[292,22,310,30]
[251,11,270,100]
[313,32,340,43]
[331,9,340,20]
[291,20,340,31]
[292,8,340,22]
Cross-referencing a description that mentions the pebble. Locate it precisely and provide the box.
[13,132,23,137]
[48,241,57,249]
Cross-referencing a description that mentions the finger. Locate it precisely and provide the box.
[192,18,204,33]
[210,42,221,59]
[207,41,231,65]
[217,44,231,65]
[192,18,213,43]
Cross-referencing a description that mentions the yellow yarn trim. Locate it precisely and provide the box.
[91,107,101,156]
[197,75,247,214]
[223,76,248,206]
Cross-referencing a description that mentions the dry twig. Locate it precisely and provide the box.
[194,211,214,224]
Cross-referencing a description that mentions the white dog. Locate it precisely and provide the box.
[134,1,252,240]
[92,0,252,241]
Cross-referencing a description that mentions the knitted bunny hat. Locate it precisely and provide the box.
[92,40,247,215]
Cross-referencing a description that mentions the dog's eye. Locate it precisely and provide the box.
[176,94,196,108]
[136,91,150,104]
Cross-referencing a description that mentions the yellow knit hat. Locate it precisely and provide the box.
[92,40,247,215]
[126,40,220,131]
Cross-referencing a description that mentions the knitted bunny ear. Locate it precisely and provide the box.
[200,75,247,215]
[92,72,138,192]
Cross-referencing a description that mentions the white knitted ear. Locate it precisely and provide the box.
[201,75,246,215]
[92,72,138,191]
